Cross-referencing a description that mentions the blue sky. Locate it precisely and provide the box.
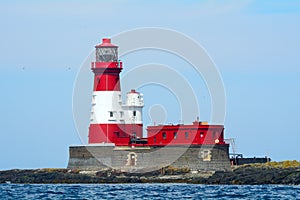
[0,0,300,169]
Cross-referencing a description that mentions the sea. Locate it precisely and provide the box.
[0,184,299,199]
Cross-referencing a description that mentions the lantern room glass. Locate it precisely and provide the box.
[96,47,118,62]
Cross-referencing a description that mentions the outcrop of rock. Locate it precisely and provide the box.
[200,165,300,185]
[1,161,299,185]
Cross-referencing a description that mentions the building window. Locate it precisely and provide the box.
[133,110,136,117]
[173,132,177,139]
[200,132,204,138]
[120,111,123,118]
[114,131,120,137]
[212,131,216,138]
[185,132,189,139]
[162,132,166,140]
[109,111,113,117]
[132,132,136,138]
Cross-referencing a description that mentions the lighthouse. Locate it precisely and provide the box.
[88,38,144,145]
[68,38,231,171]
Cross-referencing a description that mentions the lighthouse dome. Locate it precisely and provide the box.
[126,89,144,107]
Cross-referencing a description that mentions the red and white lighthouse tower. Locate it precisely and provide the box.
[88,38,144,145]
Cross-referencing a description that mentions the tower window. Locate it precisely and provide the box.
[133,110,136,117]
[96,79,101,90]
[109,111,113,117]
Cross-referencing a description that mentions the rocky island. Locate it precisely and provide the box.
[0,161,299,185]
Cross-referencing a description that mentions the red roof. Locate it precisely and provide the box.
[95,38,118,48]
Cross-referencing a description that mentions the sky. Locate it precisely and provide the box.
[0,0,300,169]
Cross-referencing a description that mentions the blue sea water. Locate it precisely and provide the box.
[0,184,299,199]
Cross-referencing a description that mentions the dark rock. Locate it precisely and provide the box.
[0,165,299,185]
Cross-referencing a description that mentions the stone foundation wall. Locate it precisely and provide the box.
[67,145,230,172]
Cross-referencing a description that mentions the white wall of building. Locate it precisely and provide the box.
[90,90,144,125]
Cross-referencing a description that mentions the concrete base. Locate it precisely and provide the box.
[67,144,231,172]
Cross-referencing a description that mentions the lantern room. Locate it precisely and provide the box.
[95,38,118,62]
